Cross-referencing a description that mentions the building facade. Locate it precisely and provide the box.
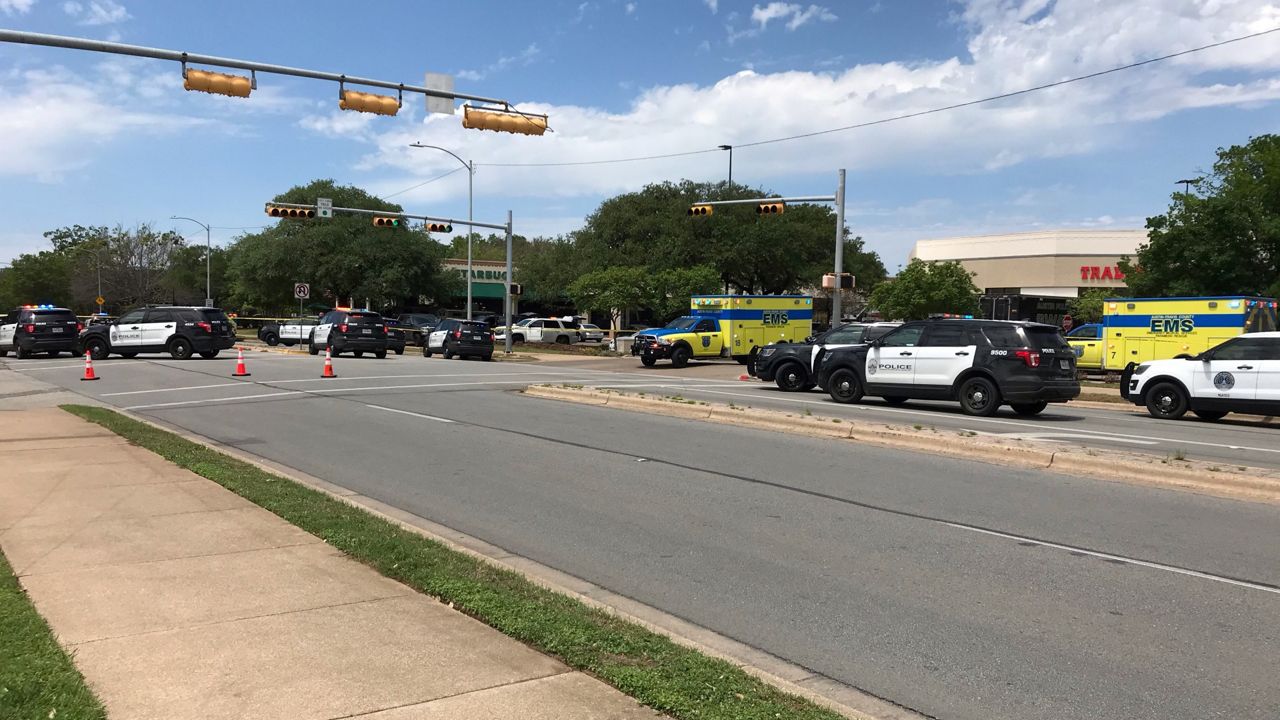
[910,230,1146,324]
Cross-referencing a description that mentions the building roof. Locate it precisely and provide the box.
[911,229,1147,261]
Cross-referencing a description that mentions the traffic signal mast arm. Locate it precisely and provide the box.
[263,202,509,231]
[691,195,836,206]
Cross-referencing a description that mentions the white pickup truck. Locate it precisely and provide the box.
[257,316,318,346]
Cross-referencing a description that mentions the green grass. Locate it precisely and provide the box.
[61,405,843,720]
[0,550,106,720]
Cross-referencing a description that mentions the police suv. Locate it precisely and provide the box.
[0,305,81,358]
[257,316,318,346]
[308,308,389,358]
[1121,331,1280,420]
[815,319,1080,416]
[78,306,236,360]
[752,322,900,391]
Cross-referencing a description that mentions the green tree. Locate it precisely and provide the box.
[1069,288,1111,324]
[649,265,722,321]
[515,235,583,305]
[869,259,979,321]
[0,251,71,308]
[567,266,653,327]
[225,179,456,313]
[1120,134,1280,298]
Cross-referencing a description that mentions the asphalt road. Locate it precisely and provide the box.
[8,350,1280,720]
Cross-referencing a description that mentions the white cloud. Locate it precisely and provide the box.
[0,0,36,15]
[62,0,129,24]
[704,0,717,13]
[456,43,541,82]
[751,3,835,30]
[341,0,1280,214]
[625,2,636,15]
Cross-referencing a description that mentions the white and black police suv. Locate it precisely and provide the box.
[752,321,900,391]
[814,319,1080,416]
[79,306,236,360]
[1121,331,1280,420]
[308,308,388,358]
[257,316,318,346]
[0,305,81,358]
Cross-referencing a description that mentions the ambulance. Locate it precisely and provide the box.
[631,295,813,368]
[1067,296,1278,372]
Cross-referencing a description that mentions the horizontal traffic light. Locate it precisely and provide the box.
[340,89,400,116]
[462,106,548,136]
[184,69,252,98]
[425,223,453,233]
[687,205,713,217]
[372,216,402,228]
[265,205,315,219]
[757,202,785,215]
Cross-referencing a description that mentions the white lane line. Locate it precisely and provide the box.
[664,386,1280,455]
[124,391,304,410]
[103,382,245,396]
[364,404,454,423]
[1002,433,1159,446]
[15,362,139,372]
[945,522,1280,596]
[93,371,623,398]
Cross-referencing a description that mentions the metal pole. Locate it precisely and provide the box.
[467,160,474,320]
[728,147,733,185]
[832,169,846,324]
[205,223,212,306]
[504,210,513,354]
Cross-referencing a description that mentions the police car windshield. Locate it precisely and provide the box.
[665,317,699,330]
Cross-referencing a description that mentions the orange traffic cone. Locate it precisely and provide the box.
[321,347,336,379]
[232,347,251,377]
[81,350,99,382]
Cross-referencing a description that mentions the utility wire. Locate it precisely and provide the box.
[380,166,465,200]
[476,27,1279,168]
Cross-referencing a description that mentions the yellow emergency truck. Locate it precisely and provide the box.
[631,295,813,368]
[1067,296,1278,371]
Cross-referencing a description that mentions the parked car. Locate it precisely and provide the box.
[424,318,494,360]
[498,317,580,345]
[385,319,406,355]
[397,313,439,346]
[78,306,236,360]
[257,316,318,346]
[1121,331,1280,420]
[815,319,1080,416]
[0,305,81,358]
[753,322,900,391]
[309,308,389,358]
[577,323,606,343]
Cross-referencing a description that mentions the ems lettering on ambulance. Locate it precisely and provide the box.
[1148,314,1195,334]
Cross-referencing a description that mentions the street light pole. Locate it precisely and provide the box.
[718,144,733,185]
[170,216,212,306]
[1176,178,1197,196]
[410,143,475,320]
[833,168,846,323]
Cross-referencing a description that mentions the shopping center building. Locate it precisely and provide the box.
[909,229,1148,324]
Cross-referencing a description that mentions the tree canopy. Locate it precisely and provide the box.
[869,259,979,321]
[1120,134,1280,298]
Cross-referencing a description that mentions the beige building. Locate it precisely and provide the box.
[909,229,1147,322]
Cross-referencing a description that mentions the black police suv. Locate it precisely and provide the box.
[752,321,900,391]
[0,306,81,358]
[79,306,237,360]
[423,318,495,360]
[814,319,1079,416]
[384,319,407,355]
[309,309,389,358]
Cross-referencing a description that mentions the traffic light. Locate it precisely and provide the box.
[372,216,402,228]
[757,202,785,215]
[425,223,453,233]
[265,205,315,219]
[462,106,548,136]
[510,283,523,296]
[184,69,252,98]
[687,204,713,217]
[340,89,400,116]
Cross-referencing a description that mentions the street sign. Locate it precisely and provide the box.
[294,283,310,300]
[316,197,333,219]
[424,72,455,115]
[95,295,105,306]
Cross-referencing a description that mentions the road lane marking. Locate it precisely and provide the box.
[1000,433,1158,446]
[944,522,1280,596]
[124,391,305,410]
[364,404,454,423]
[104,382,245,396]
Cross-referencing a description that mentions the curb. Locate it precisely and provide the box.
[523,385,1280,504]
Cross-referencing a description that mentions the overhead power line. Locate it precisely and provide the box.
[380,166,465,200]
[476,26,1279,168]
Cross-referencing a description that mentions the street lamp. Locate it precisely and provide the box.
[409,143,475,320]
[1175,178,1200,196]
[170,216,212,306]
[718,144,733,185]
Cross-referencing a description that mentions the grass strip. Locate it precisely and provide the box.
[61,404,843,720]
[0,549,107,720]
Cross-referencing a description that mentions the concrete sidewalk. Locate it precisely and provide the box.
[0,407,660,720]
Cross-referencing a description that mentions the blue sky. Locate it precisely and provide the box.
[1,0,1278,271]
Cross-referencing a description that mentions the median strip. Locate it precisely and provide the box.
[522,385,1280,504]
[60,404,852,720]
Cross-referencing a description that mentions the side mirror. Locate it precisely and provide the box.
[804,335,817,343]
[868,338,883,348]
[1200,353,1211,362]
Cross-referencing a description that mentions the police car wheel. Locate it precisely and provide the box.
[827,369,863,404]
[85,338,109,360]
[958,377,1000,417]
[883,396,909,406]
[375,350,388,359]
[0,347,7,357]
[309,342,319,356]
[1145,382,1188,420]
[640,355,657,367]
[774,362,808,392]
[670,345,691,368]
[199,350,219,359]
[1011,401,1048,416]
[120,352,138,359]
[263,332,279,346]
[16,345,31,359]
[1192,409,1228,421]
[394,347,403,355]
[169,338,193,360]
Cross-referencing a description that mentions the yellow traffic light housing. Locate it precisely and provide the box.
[462,106,548,136]
[756,202,785,215]
[265,205,315,219]
[425,223,453,233]
[184,68,252,98]
[340,89,400,116]
[687,205,713,217]
[372,216,401,228]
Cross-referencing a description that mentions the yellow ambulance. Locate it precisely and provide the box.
[630,295,813,368]
[1068,296,1278,371]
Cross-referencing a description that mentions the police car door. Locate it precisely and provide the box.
[142,308,177,348]
[811,325,865,372]
[912,324,976,388]
[1192,337,1263,401]
[280,319,302,342]
[313,312,336,345]
[0,310,16,347]
[866,325,923,389]
[428,319,453,350]
[110,309,146,349]
[1254,337,1280,406]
